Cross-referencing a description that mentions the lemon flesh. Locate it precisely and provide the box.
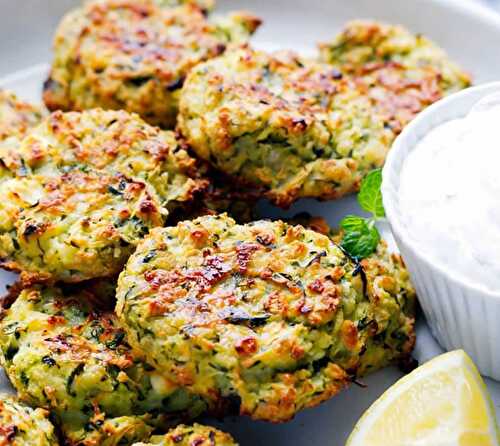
[347,350,499,446]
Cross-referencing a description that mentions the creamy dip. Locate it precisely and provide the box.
[399,92,500,294]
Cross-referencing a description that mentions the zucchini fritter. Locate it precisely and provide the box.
[178,47,396,207]
[318,20,471,133]
[133,424,238,446]
[0,284,206,446]
[43,0,261,128]
[0,109,207,283]
[178,29,469,207]
[116,214,415,422]
[0,394,59,446]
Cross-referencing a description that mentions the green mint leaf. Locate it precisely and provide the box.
[340,216,380,260]
[358,168,385,219]
[340,215,366,233]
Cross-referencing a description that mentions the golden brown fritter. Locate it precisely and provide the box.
[43,0,261,128]
[178,22,469,207]
[318,20,471,133]
[178,47,397,207]
[0,284,206,446]
[117,214,415,422]
[0,109,207,283]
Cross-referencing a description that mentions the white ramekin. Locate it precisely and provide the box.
[382,82,500,381]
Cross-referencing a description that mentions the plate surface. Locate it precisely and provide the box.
[1,1,500,444]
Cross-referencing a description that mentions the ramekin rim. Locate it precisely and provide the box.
[382,81,500,300]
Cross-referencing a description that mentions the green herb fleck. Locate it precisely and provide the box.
[67,363,85,396]
[106,331,125,350]
[20,371,29,387]
[42,355,56,367]
[5,345,18,361]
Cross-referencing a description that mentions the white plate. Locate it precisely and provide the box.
[1,1,500,445]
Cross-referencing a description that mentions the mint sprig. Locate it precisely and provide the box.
[340,169,385,260]
[357,168,385,219]
[340,216,380,260]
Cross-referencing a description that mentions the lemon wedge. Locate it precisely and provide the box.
[347,350,499,446]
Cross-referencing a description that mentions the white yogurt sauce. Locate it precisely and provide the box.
[399,92,500,294]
